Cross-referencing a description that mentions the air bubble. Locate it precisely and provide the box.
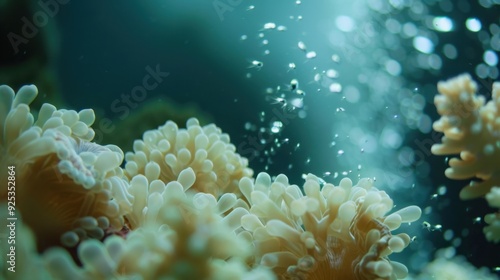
[329,83,342,93]
[466,18,481,32]
[270,121,283,133]
[306,51,317,59]
[326,69,339,78]
[263,22,276,30]
[298,41,307,51]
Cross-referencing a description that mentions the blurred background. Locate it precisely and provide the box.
[1,0,499,277]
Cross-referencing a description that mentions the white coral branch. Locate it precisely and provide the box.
[432,74,500,243]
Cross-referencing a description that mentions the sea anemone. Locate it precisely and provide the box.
[0,84,422,279]
[238,172,421,279]
[431,74,500,243]
[123,118,253,198]
[43,172,274,280]
[0,85,133,251]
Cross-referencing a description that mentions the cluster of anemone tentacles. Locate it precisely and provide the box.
[1,85,421,280]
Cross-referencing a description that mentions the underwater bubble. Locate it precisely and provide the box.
[490,66,499,79]
[443,44,458,59]
[313,73,321,82]
[277,25,287,31]
[263,22,276,30]
[451,237,462,248]
[413,36,434,54]
[294,143,300,151]
[483,50,498,66]
[244,122,253,130]
[418,115,432,133]
[289,97,304,108]
[442,247,456,259]
[329,82,342,93]
[298,41,307,51]
[380,127,402,149]
[475,63,489,79]
[325,69,339,78]
[403,22,418,37]
[389,0,405,9]
[331,54,340,62]
[428,54,442,70]
[439,0,454,12]
[490,23,500,34]
[491,34,500,51]
[249,60,264,69]
[437,185,447,195]
[466,17,482,32]
[410,1,426,14]
[306,51,317,59]
[479,0,499,8]
[270,121,283,133]
[335,15,356,32]
[411,94,425,110]
[385,59,402,76]
[385,18,402,34]
[432,16,454,32]
[344,86,360,103]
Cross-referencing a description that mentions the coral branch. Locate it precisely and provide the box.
[431,74,500,243]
